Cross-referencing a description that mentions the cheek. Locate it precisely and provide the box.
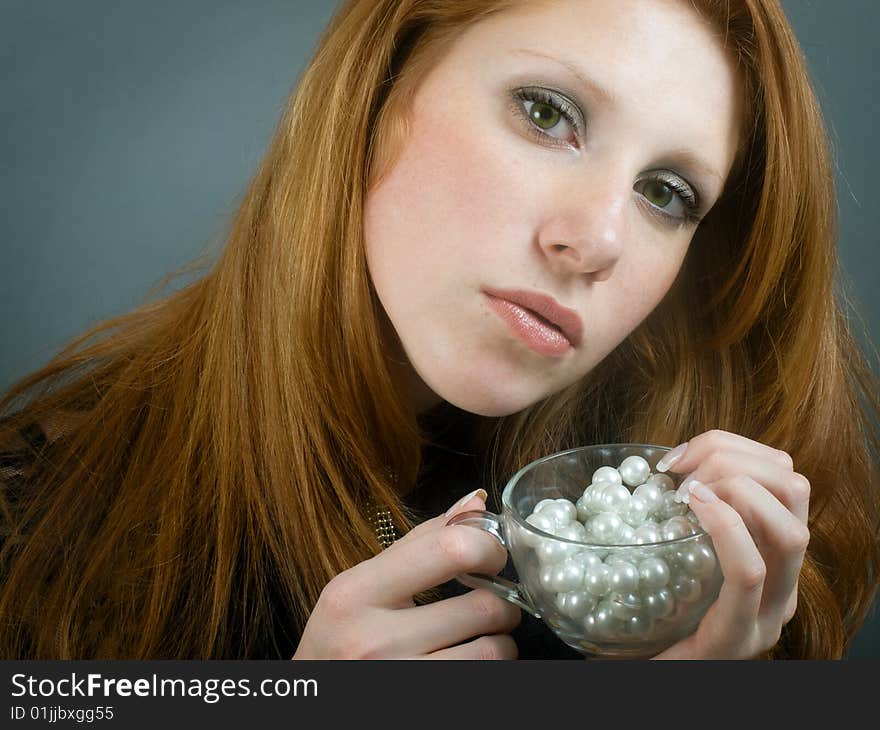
[364,108,532,293]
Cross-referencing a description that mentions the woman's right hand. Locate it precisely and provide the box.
[291,489,522,659]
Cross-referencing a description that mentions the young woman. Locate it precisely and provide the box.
[1,0,878,660]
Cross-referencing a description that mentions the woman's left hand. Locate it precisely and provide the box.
[650,429,811,659]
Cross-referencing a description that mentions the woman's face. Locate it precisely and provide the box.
[364,0,742,417]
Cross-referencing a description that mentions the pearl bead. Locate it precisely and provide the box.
[582,482,606,516]
[574,550,603,570]
[599,483,632,514]
[583,563,611,597]
[633,482,663,516]
[536,537,568,565]
[592,466,622,485]
[659,516,693,542]
[559,590,595,619]
[556,521,587,543]
[620,613,654,639]
[575,494,591,523]
[548,557,586,592]
[659,490,689,519]
[617,524,636,544]
[643,588,675,619]
[533,499,556,514]
[525,512,555,533]
[593,601,620,638]
[647,473,675,492]
[523,512,555,548]
[622,495,649,526]
[671,575,702,602]
[633,524,662,545]
[588,512,624,544]
[638,557,671,590]
[675,543,717,580]
[553,498,578,523]
[607,560,640,594]
[538,501,574,527]
[619,455,651,487]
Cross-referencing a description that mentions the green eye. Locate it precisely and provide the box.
[642,180,674,208]
[528,101,562,130]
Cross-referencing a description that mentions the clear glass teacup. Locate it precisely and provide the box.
[446,444,723,658]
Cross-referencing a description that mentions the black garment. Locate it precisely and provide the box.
[406,403,583,660]
[0,410,583,659]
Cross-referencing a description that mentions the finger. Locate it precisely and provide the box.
[421,633,518,660]
[391,489,488,548]
[658,429,793,477]
[700,476,809,622]
[673,449,810,524]
[347,517,509,608]
[685,483,766,657]
[382,589,522,656]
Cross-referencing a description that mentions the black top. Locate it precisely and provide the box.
[0,409,582,660]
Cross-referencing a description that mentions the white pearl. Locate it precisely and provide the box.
[583,563,611,597]
[633,524,662,545]
[638,557,671,590]
[538,502,573,527]
[599,483,632,514]
[593,601,620,638]
[659,490,689,519]
[671,575,702,602]
[643,588,675,619]
[633,482,663,516]
[525,512,555,533]
[575,494,591,523]
[659,516,693,542]
[556,521,587,542]
[622,495,649,526]
[617,524,636,545]
[553,498,578,523]
[536,537,568,565]
[607,560,640,594]
[675,543,717,580]
[539,564,557,592]
[647,473,675,492]
[559,590,595,619]
[588,512,624,544]
[523,512,555,548]
[619,455,651,487]
[620,613,654,639]
[533,499,557,514]
[592,466,622,485]
[574,549,604,570]
[549,556,586,592]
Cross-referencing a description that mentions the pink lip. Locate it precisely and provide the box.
[483,287,584,356]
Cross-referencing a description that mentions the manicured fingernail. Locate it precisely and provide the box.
[673,473,699,504]
[445,488,488,515]
[656,442,688,473]
[689,481,718,503]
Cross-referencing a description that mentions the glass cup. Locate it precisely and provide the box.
[446,444,723,658]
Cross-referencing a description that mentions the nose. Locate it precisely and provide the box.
[536,176,627,282]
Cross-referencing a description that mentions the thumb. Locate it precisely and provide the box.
[393,488,488,547]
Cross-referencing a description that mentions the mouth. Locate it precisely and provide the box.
[482,286,584,350]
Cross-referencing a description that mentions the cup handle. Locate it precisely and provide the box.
[445,509,542,619]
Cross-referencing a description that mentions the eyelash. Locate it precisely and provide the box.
[509,87,703,228]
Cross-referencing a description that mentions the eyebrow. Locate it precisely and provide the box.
[511,48,618,107]
[511,48,724,185]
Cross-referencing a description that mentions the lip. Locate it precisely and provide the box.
[483,286,584,355]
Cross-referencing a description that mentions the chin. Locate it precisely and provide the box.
[434,384,540,419]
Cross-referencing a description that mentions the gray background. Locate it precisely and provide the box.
[1,1,877,657]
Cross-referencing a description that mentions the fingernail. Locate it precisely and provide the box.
[689,481,718,503]
[656,442,688,473]
[673,473,699,504]
[445,488,487,516]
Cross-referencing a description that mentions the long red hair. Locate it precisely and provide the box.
[1,0,877,658]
